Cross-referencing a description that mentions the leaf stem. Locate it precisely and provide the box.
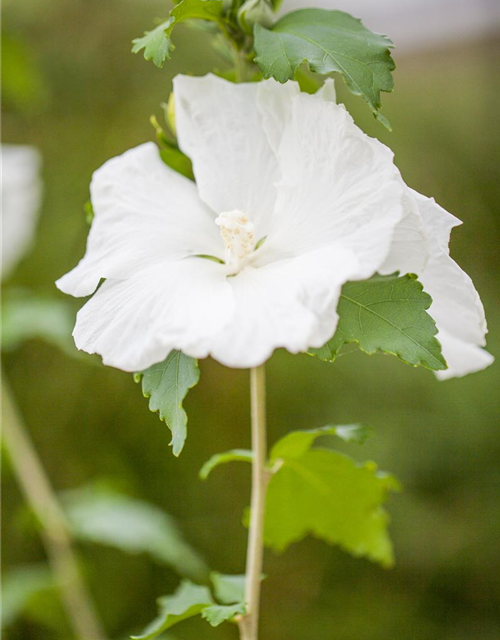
[1,373,107,640]
[235,48,248,82]
[239,365,268,640]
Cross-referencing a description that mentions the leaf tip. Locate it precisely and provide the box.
[199,464,210,481]
[171,439,185,457]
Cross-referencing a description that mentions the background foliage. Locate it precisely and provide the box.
[2,0,500,639]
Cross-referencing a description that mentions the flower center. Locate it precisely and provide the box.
[215,210,255,272]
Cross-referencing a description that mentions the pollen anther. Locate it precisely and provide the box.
[215,210,255,272]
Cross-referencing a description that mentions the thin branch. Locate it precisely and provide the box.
[2,373,107,640]
[239,365,268,640]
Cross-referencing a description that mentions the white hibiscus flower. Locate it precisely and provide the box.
[56,74,492,378]
[2,144,42,279]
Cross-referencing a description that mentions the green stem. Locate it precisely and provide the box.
[216,19,246,82]
[2,373,107,640]
[235,48,247,82]
[239,365,268,640]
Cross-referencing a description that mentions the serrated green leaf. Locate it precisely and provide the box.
[311,274,447,371]
[200,449,253,480]
[202,573,248,625]
[62,486,207,581]
[254,9,395,124]
[132,581,214,639]
[136,351,200,456]
[269,424,371,463]
[210,572,246,605]
[263,447,400,566]
[132,20,174,68]
[201,602,246,626]
[132,576,245,637]
[132,0,224,68]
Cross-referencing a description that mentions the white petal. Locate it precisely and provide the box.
[256,79,300,155]
[73,241,358,371]
[315,78,337,103]
[209,244,359,368]
[412,191,492,378]
[410,189,462,249]
[72,258,234,372]
[173,74,280,228]
[435,332,494,381]
[56,143,220,297]
[1,144,42,279]
[379,190,429,275]
[262,91,405,277]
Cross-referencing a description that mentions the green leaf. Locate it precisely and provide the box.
[200,449,253,480]
[311,274,447,371]
[135,351,200,456]
[254,9,395,123]
[269,424,371,463]
[263,441,401,566]
[1,564,55,628]
[132,0,224,68]
[202,573,247,626]
[151,113,194,180]
[1,290,75,354]
[253,428,400,566]
[159,146,194,181]
[62,486,208,581]
[1,33,49,113]
[210,572,246,605]
[132,576,246,637]
[132,20,174,68]
[170,0,224,25]
[131,581,214,639]
[201,603,246,626]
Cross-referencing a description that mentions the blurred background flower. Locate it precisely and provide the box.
[1,145,42,279]
[2,1,499,639]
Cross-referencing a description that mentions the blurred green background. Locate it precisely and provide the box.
[2,1,499,639]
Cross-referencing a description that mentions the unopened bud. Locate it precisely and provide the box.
[238,0,275,34]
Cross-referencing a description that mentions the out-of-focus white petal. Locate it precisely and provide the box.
[209,245,359,368]
[412,190,492,379]
[56,143,220,297]
[1,144,42,279]
[263,91,405,278]
[173,74,279,230]
[435,332,494,380]
[73,258,234,372]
